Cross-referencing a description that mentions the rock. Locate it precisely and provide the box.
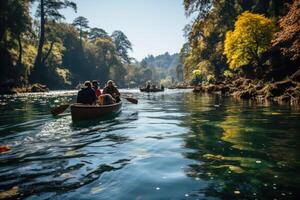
[267,80,297,97]
[274,79,296,89]
[205,84,216,92]
[275,94,291,102]
[30,83,49,92]
[193,85,204,93]
[290,69,300,82]
[233,87,256,99]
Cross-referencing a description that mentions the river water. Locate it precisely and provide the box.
[0,89,299,200]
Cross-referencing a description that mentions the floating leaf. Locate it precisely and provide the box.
[203,154,224,160]
[90,186,103,194]
[0,186,18,199]
[65,150,77,156]
[60,173,72,178]
[213,165,245,173]
[0,145,11,153]
[234,190,240,195]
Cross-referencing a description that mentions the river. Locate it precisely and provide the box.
[0,89,299,199]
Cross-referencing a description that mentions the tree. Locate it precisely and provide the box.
[184,0,214,19]
[93,37,119,81]
[30,0,76,84]
[89,28,109,41]
[182,0,289,82]
[72,16,89,47]
[0,0,32,84]
[111,30,132,64]
[224,11,275,71]
[272,0,300,61]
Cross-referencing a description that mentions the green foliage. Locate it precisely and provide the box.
[56,67,71,85]
[181,0,289,82]
[223,70,234,79]
[111,30,132,64]
[160,76,174,87]
[139,52,182,85]
[192,69,201,79]
[89,28,109,41]
[0,0,32,85]
[72,16,89,42]
[141,52,180,69]
[224,11,276,70]
[207,74,215,83]
[191,60,215,84]
[30,0,77,84]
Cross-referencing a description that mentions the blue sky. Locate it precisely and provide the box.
[31,0,191,61]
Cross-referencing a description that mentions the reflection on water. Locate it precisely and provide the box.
[182,93,300,199]
[0,90,300,199]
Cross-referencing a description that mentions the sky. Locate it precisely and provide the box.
[31,0,191,61]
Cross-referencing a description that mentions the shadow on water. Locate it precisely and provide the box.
[181,93,300,199]
[71,113,122,129]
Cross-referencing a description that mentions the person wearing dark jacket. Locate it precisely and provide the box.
[102,80,121,102]
[77,81,96,104]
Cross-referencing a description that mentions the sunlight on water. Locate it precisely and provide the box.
[0,89,300,199]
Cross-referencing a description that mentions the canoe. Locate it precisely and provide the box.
[140,88,164,92]
[70,102,122,121]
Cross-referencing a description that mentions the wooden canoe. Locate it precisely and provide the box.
[70,102,122,121]
[140,88,164,92]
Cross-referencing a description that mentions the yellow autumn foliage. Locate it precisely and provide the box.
[224,11,276,70]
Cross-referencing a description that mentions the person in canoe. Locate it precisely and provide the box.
[92,80,102,97]
[77,81,97,105]
[146,81,151,90]
[103,80,121,103]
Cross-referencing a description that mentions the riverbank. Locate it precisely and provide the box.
[0,83,49,95]
[193,72,300,106]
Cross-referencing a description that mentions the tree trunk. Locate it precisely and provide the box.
[31,0,45,83]
[17,33,23,67]
[41,40,55,66]
[16,33,25,85]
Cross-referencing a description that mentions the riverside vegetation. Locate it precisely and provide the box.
[1,0,299,107]
[182,0,300,106]
[0,0,182,94]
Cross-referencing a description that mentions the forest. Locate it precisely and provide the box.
[181,0,300,104]
[1,0,299,102]
[0,0,184,93]
[0,0,147,92]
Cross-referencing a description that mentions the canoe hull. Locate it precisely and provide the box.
[71,102,122,121]
[140,88,164,92]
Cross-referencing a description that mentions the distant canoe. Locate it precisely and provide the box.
[140,88,164,92]
[70,102,122,121]
[168,86,194,89]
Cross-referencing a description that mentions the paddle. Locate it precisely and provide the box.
[123,97,138,104]
[51,104,70,116]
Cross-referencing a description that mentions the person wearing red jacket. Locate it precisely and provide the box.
[92,80,102,97]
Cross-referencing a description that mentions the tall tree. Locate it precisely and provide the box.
[72,16,89,47]
[30,0,76,84]
[111,30,132,64]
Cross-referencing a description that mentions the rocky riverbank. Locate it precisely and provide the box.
[193,70,300,106]
[0,83,49,95]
